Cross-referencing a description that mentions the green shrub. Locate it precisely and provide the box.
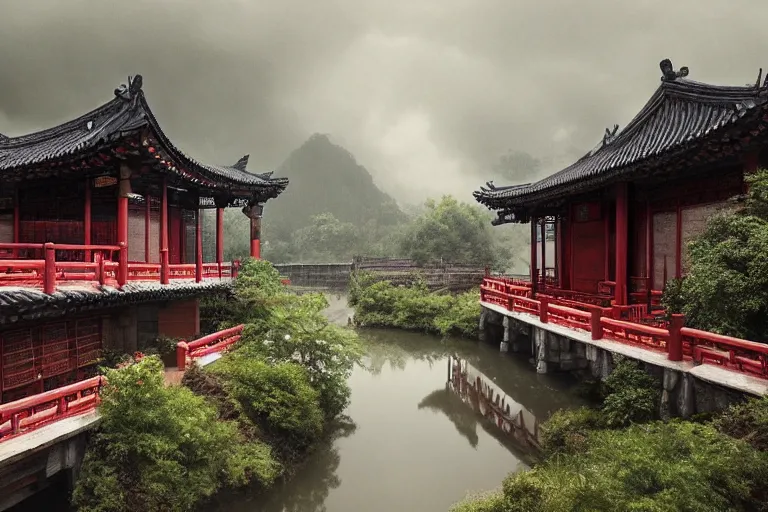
[600,359,660,428]
[713,396,768,452]
[210,356,324,450]
[459,421,768,512]
[540,407,603,456]
[73,356,279,512]
[350,274,481,338]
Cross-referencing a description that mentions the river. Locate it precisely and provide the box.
[204,294,586,512]
[12,296,585,512]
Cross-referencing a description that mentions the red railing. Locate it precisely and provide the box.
[480,277,768,379]
[175,324,245,371]
[0,243,237,293]
[0,376,105,442]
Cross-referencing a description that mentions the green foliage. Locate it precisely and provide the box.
[210,357,324,450]
[350,274,480,338]
[73,356,279,512]
[713,396,768,452]
[664,169,768,339]
[600,359,660,428]
[398,196,508,267]
[458,421,768,512]
[540,407,603,456]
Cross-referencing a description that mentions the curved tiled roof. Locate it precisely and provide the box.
[475,61,768,210]
[0,75,288,198]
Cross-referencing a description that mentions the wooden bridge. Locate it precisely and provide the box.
[0,325,242,511]
[274,257,487,292]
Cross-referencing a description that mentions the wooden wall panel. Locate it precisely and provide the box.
[158,299,200,339]
[571,219,605,293]
[149,210,160,264]
[128,207,145,262]
[652,211,677,289]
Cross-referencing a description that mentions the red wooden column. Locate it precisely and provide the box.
[195,209,203,282]
[144,194,151,262]
[645,200,653,296]
[245,202,264,260]
[117,164,131,286]
[529,216,538,296]
[250,217,261,260]
[160,179,169,284]
[554,217,561,287]
[675,205,682,279]
[216,208,224,268]
[614,182,628,305]
[84,179,92,262]
[540,219,547,289]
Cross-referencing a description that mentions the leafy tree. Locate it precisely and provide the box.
[398,195,509,267]
[73,356,279,512]
[663,170,768,339]
[291,213,361,262]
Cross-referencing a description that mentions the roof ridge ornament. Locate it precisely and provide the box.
[233,154,249,171]
[603,124,619,146]
[114,74,144,101]
[660,59,689,82]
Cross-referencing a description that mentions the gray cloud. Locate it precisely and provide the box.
[1,0,767,204]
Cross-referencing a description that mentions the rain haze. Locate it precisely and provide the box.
[1,0,767,205]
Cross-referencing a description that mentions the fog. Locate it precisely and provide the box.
[2,0,767,204]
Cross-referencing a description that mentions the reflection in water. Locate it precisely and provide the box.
[207,417,356,512]
[211,328,586,512]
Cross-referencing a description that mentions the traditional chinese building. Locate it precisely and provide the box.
[475,59,768,314]
[0,75,287,403]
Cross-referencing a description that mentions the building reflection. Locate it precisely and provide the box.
[418,356,541,459]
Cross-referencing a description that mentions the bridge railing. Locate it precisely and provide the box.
[480,277,768,379]
[175,324,245,371]
[0,376,105,442]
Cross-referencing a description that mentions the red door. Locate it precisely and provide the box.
[571,219,606,293]
[169,208,183,264]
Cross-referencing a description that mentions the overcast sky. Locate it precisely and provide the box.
[2,0,767,204]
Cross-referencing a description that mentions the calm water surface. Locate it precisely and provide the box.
[207,301,585,511]
[14,296,585,512]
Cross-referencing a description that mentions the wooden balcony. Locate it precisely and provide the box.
[0,243,238,294]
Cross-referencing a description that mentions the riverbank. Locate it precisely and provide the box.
[69,260,363,512]
[452,358,768,511]
[348,271,480,338]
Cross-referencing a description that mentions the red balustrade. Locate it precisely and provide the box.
[680,327,768,377]
[480,277,768,379]
[0,376,105,442]
[175,324,245,371]
[0,242,236,294]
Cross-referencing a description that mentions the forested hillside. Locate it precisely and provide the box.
[206,137,530,272]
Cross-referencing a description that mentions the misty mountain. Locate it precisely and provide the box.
[264,134,405,237]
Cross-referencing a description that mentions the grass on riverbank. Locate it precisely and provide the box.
[73,260,362,512]
[348,271,480,338]
[452,359,768,512]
